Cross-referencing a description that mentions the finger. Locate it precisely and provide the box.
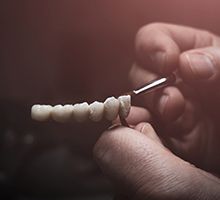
[113,106,151,125]
[93,123,220,199]
[135,23,220,74]
[159,99,200,158]
[163,99,198,136]
[135,122,162,144]
[180,46,220,86]
[155,86,185,122]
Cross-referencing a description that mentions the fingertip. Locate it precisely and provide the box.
[127,106,151,125]
[162,51,179,75]
[135,122,162,144]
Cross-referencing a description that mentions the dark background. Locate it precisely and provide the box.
[1,0,220,199]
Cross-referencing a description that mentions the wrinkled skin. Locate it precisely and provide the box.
[93,23,220,199]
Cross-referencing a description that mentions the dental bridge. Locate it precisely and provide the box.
[31,74,176,126]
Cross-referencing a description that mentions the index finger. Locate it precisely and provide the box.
[135,23,220,75]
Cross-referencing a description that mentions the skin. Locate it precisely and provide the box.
[93,23,220,199]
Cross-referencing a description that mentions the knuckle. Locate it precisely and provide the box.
[136,23,164,40]
[135,22,166,51]
[145,22,165,30]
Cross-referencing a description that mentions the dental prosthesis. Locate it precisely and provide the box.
[31,95,131,123]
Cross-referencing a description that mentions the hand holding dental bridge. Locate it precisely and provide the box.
[31,23,220,199]
[31,75,175,125]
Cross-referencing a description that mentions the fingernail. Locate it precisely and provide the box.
[158,94,169,117]
[186,53,215,79]
[140,124,147,134]
[140,123,152,135]
[149,51,166,73]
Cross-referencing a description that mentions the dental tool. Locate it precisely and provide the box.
[127,73,176,98]
[119,73,176,126]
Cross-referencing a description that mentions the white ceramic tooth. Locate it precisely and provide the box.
[89,101,104,122]
[118,95,131,118]
[72,102,89,122]
[51,104,73,123]
[62,105,74,121]
[104,97,120,121]
[31,104,52,121]
[51,105,64,122]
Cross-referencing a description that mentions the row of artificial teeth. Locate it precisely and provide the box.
[31,95,131,123]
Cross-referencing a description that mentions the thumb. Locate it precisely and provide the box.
[93,123,220,199]
[180,47,220,86]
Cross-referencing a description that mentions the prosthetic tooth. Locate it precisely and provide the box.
[118,95,131,118]
[62,105,74,121]
[104,97,120,121]
[89,101,104,122]
[51,104,73,123]
[31,95,132,123]
[51,105,64,122]
[31,105,52,121]
[72,102,89,122]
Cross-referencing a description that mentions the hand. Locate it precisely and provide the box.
[93,23,220,199]
[94,123,220,199]
[130,23,220,173]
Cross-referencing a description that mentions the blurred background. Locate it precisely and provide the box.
[1,0,220,199]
